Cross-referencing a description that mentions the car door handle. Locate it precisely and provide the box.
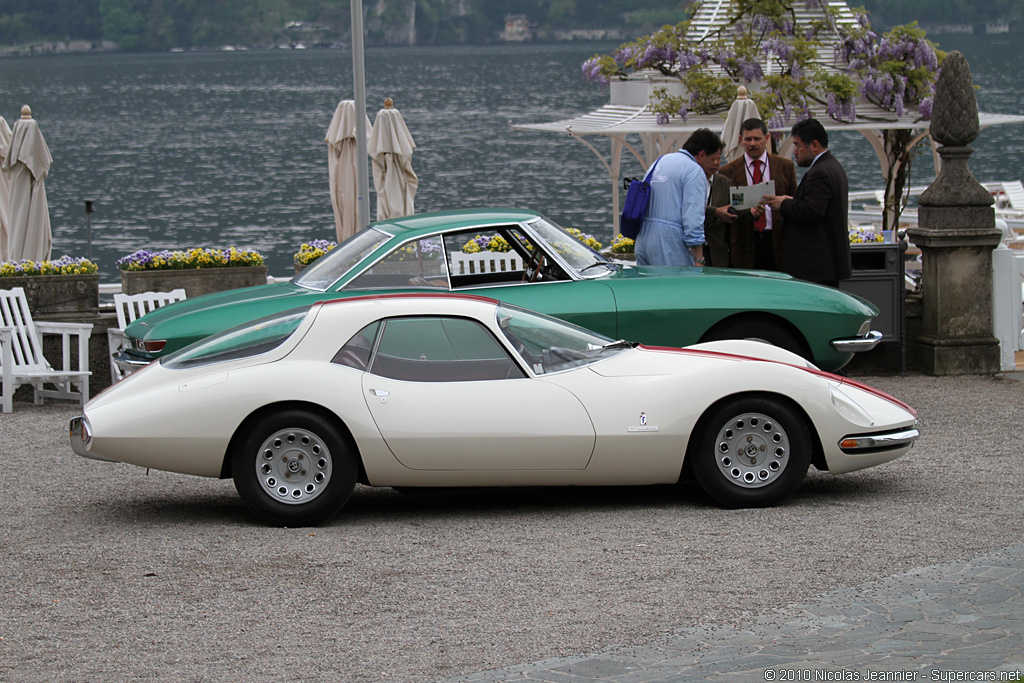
[371,389,390,397]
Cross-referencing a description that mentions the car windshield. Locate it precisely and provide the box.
[294,228,393,291]
[161,307,310,369]
[525,216,612,275]
[495,303,631,374]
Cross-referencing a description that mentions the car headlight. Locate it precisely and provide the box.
[830,386,873,425]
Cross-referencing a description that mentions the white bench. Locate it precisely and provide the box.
[450,251,523,275]
[1,287,93,414]
[107,289,187,383]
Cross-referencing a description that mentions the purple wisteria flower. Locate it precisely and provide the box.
[737,57,764,81]
[615,45,637,66]
[762,37,794,65]
[919,96,934,119]
[677,49,705,71]
[826,93,857,122]
[581,57,608,85]
[639,43,678,70]
[751,14,773,33]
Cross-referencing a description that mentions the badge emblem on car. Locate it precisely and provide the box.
[628,412,657,433]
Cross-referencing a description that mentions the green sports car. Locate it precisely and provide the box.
[116,208,880,374]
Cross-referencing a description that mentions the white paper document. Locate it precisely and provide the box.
[730,180,775,210]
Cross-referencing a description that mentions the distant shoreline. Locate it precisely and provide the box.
[3,22,1020,58]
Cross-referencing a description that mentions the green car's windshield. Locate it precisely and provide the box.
[526,217,612,274]
[162,307,310,370]
[294,228,393,292]
[495,303,631,374]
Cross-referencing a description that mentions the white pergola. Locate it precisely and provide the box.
[511,0,1024,229]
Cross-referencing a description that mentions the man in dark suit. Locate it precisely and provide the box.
[704,170,733,268]
[718,118,797,271]
[761,118,851,287]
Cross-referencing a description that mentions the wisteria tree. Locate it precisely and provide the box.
[582,0,944,231]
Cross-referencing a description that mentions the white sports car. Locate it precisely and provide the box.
[71,293,918,526]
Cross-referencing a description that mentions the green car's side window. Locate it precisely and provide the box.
[347,236,447,290]
[368,316,525,382]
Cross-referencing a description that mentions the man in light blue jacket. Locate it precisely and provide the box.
[636,128,725,267]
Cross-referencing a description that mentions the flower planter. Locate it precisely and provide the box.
[294,261,307,275]
[121,266,268,298]
[0,274,100,314]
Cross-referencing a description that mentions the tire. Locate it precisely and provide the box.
[232,409,357,526]
[690,397,811,508]
[703,318,806,359]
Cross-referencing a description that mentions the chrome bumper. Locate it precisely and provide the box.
[112,351,153,377]
[830,330,883,353]
[839,426,920,454]
[69,416,116,462]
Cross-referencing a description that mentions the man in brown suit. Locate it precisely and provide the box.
[718,118,797,270]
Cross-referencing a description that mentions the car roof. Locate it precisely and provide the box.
[318,291,501,310]
[369,208,541,237]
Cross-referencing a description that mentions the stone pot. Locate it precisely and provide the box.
[121,266,268,298]
[0,274,100,315]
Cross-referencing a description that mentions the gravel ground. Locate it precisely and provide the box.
[1,373,1021,682]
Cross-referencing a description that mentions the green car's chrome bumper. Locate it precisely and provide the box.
[830,330,883,353]
[112,350,153,377]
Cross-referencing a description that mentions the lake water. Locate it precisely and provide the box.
[1,34,1021,279]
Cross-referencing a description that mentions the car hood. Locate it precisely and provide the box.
[589,340,812,378]
[125,282,317,344]
[604,264,795,281]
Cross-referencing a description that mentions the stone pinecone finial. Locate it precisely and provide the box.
[930,51,979,148]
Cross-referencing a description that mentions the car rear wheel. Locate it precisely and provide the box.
[691,397,811,508]
[703,318,806,359]
[233,410,357,526]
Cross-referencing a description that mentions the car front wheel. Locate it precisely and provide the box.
[232,410,357,526]
[702,318,806,359]
[691,397,811,508]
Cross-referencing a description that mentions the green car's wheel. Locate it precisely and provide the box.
[691,397,811,508]
[703,318,806,359]
[233,410,356,526]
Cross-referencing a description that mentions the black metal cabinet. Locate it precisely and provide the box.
[839,243,904,342]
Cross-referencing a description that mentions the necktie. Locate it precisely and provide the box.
[752,159,767,231]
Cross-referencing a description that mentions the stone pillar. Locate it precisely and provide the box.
[907,51,1001,375]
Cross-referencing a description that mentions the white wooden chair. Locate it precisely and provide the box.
[450,251,523,275]
[0,287,93,414]
[999,181,1024,211]
[107,289,187,383]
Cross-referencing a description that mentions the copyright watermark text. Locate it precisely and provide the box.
[762,670,1022,682]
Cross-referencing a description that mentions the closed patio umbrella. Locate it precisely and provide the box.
[368,98,417,221]
[0,115,11,262]
[3,105,52,262]
[721,86,761,163]
[326,99,371,242]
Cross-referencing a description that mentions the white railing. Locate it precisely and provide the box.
[992,244,1024,371]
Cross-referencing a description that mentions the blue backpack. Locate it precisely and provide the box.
[619,156,663,240]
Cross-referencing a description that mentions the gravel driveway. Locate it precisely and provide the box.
[1,373,1021,682]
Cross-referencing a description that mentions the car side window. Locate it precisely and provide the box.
[332,321,382,371]
[369,316,525,382]
[347,236,448,290]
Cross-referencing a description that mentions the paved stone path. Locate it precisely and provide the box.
[446,544,1024,682]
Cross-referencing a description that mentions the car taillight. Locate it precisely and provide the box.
[136,339,167,352]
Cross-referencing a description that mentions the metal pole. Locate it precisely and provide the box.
[84,200,94,260]
[351,0,371,230]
